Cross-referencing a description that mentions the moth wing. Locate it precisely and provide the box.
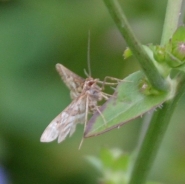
[40,115,60,142]
[57,95,87,143]
[40,94,87,143]
[56,63,85,99]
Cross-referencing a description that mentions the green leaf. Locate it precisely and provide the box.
[85,71,170,137]
[100,148,129,171]
[100,148,115,168]
[171,26,185,42]
[175,63,185,73]
[112,154,129,171]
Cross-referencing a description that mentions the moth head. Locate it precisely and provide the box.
[83,78,96,89]
[83,78,102,100]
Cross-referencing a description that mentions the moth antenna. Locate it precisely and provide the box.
[83,68,89,77]
[87,30,92,77]
[78,138,84,150]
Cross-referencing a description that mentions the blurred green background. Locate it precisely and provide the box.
[1,0,185,183]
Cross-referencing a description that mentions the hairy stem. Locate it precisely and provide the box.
[103,0,168,92]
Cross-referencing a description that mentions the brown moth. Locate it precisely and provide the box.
[40,64,109,143]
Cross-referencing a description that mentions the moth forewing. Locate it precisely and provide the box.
[40,115,59,142]
[57,95,87,143]
[40,94,87,143]
[56,64,85,100]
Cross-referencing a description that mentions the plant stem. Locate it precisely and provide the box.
[104,0,184,183]
[129,75,185,184]
[129,104,173,184]
[103,0,168,92]
[128,1,184,183]
[161,0,183,45]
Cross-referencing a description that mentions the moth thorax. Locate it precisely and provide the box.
[88,87,102,100]
[83,78,102,101]
[88,91,101,112]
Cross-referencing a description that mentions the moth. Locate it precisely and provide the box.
[40,63,111,143]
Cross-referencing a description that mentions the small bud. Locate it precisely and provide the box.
[172,41,185,61]
[153,45,166,63]
[139,78,160,95]
[165,26,185,67]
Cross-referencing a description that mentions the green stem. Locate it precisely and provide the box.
[161,0,183,45]
[128,1,184,183]
[129,75,185,184]
[103,0,168,92]
[129,103,173,184]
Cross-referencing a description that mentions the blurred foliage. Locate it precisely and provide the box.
[87,148,130,184]
[0,0,185,183]
[87,148,163,184]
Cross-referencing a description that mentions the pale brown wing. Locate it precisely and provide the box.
[40,94,87,143]
[55,63,85,99]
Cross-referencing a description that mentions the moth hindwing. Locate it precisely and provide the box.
[40,63,107,143]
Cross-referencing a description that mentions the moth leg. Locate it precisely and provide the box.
[78,96,89,150]
[104,76,123,83]
[101,92,112,100]
[97,76,120,89]
[105,76,132,85]
[102,91,119,102]
[84,96,89,132]
[99,76,131,90]
[97,81,118,90]
[100,92,117,102]
[94,106,107,126]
